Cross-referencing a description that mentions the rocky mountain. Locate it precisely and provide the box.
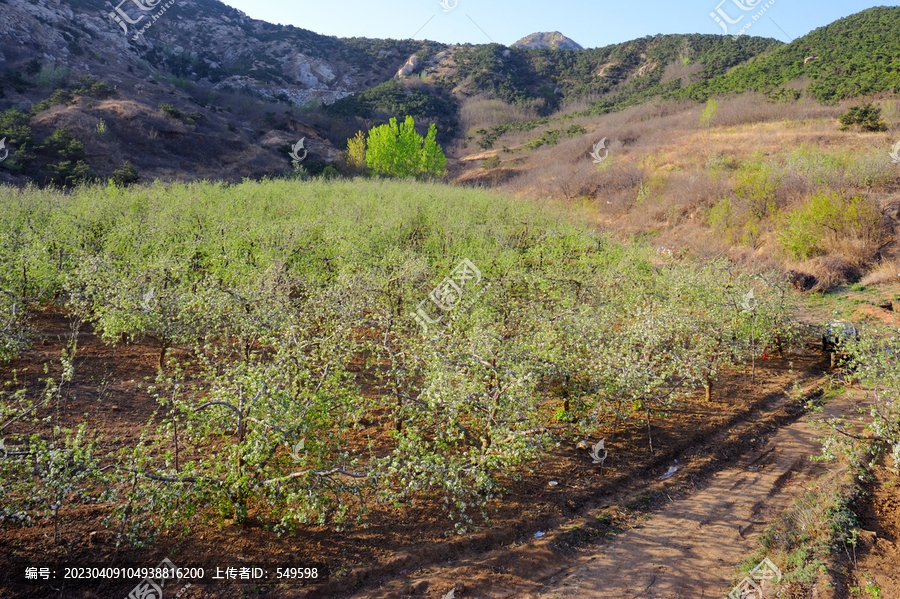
[0,0,440,184]
[512,31,583,50]
[0,0,428,105]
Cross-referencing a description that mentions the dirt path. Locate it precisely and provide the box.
[351,387,860,599]
[523,391,857,599]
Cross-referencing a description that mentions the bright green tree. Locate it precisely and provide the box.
[700,98,718,132]
[365,116,446,179]
[346,130,367,173]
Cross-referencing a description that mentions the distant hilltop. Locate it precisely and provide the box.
[512,31,584,50]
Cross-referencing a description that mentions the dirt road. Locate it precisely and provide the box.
[354,385,859,599]
[525,392,857,599]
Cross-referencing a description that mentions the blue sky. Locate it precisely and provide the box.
[218,1,898,47]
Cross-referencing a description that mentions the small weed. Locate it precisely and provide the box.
[624,491,658,512]
[481,156,501,170]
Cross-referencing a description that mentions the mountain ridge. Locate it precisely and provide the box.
[512,31,583,50]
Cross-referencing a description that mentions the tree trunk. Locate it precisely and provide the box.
[158,342,168,369]
[395,388,403,432]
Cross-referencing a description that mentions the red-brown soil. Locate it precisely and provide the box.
[844,462,900,599]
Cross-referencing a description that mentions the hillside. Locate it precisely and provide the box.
[0,0,441,184]
[324,34,782,147]
[673,6,900,102]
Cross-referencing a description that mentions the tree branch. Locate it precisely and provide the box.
[263,467,367,485]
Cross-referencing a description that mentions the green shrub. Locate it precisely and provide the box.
[706,197,737,236]
[838,103,887,132]
[319,165,340,180]
[159,103,204,124]
[90,81,115,98]
[0,108,33,147]
[481,156,501,170]
[2,70,33,94]
[787,145,847,187]
[31,89,74,115]
[700,98,718,130]
[70,76,116,99]
[47,160,95,188]
[159,103,183,120]
[290,164,310,180]
[0,108,35,172]
[346,130,367,173]
[734,156,782,219]
[111,161,140,187]
[788,145,892,189]
[705,152,738,171]
[39,128,93,187]
[778,190,882,260]
[524,129,560,150]
[33,63,71,88]
[41,128,85,161]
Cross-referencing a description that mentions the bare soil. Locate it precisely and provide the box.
[843,462,900,599]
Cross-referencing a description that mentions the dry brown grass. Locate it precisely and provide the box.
[795,256,863,291]
[454,91,900,283]
[713,93,840,127]
[860,259,900,286]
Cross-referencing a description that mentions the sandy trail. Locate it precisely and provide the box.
[525,392,857,599]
